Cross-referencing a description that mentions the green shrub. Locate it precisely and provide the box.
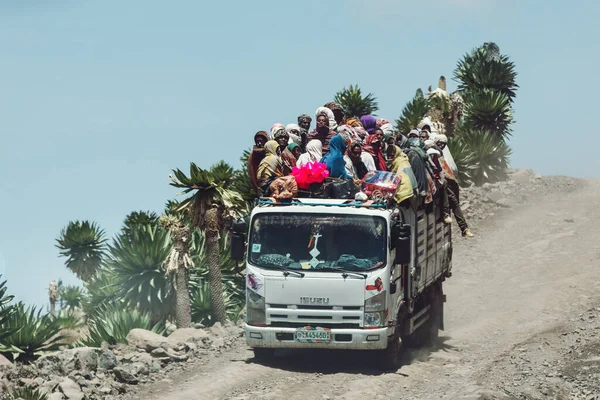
[0,303,65,363]
[5,386,49,400]
[77,304,165,347]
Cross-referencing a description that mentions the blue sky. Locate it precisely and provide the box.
[1,0,598,307]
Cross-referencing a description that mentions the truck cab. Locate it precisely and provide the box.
[231,196,452,370]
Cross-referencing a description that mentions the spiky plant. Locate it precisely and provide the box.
[56,221,107,282]
[0,277,19,352]
[159,214,193,328]
[462,89,513,138]
[190,282,242,326]
[446,137,475,186]
[5,386,49,400]
[0,302,65,363]
[395,90,430,135]
[56,310,85,330]
[122,211,159,240]
[58,285,85,312]
[233,149,259,206]
[169,161,245,324]
[333,84,379,118]
[455,128,511,186]
[454,42,519,103]
[77,303,165,347]
[105,224,174,324]
[81,267,120,319]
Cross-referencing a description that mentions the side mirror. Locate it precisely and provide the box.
[394,224,411,265]
[231,220,247,262]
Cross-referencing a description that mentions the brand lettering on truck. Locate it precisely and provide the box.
[300,297,330,304]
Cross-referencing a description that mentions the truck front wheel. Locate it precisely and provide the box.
[252,347,275,361]
[378,326,404,371]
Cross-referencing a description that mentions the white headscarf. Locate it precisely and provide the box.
[315,107,338,131]
[433,134,458,174]
[285,123,302,145]
[296,139,323,167]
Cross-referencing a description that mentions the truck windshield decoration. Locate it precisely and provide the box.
[249,213,386,271]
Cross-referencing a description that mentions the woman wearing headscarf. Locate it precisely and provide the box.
[285,124,303,146]
[380,123,395,143]
[287,142,302,159]
[320,135,352,179]
[306,109,337,154]
[296,139,323,168]
[386,145,418,204]
[405,138,429,197]
[257,140,283,191]
[362,134,387,171]
[315,107,338,131]
[248,131,269,192]
[346,118,364,128]
[273,128,297,175]
[344,142,375,180]
[360,115,377,135]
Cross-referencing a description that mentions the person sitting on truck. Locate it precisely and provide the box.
[407,129,420,139]
[405,138,430,197]
[386,145,418,205]
[273,127,297,175]
[306,110,337,154]
[320,135,352,179]
[247,130,269,192]
[257,140,283,191]
[425,139,453,224]
[363,132,388,171]
[296,139,322,167]
[344,142,376,180]
[297,114,312,151]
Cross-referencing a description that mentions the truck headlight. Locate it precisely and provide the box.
[247,291,266,326]
[364,291,386,328]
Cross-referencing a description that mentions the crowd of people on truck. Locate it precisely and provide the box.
[247,102,474,238]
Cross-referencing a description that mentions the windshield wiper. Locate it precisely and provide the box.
[319,267,367,279]
[279,268,305,278]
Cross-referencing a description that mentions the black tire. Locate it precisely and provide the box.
[378,326,404,371]
[253,347,275,360]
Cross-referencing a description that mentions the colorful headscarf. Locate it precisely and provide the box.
[376,119,390,128]
[387,145,417,203]
[346,118,364,128]
[287,142,300,153]
[363,134,387,171]
[320,135,351,179]
[360,115,377,134]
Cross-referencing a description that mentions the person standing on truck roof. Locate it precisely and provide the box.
[363,134,387,171]
[434,134,474,238]
[320,135,352,179]
[285,124,303,146]
[297,114,312,151]
[287,142,302,160]
[296,139,322,168]
[272,127,297,175]
[306,110,337,154]
[324,101,345,127]
[344,142,375,180]
[248,131,269,192]
[257,140,283,192]
[360,115,377,134]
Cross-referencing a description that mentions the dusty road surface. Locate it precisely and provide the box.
[130,179,600,400]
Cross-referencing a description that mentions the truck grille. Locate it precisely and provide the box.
[266,304,363,328]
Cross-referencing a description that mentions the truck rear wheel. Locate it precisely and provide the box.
[253,347,275,360]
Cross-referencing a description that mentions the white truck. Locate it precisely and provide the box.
[231,196,452,370]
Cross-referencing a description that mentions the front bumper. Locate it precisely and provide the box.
[245,324,391,350]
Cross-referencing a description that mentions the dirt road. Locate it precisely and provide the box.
[132,179,600,400]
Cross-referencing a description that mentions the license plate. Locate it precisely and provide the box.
[295,327,331,343]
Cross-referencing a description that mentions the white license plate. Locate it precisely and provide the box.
[295,327,331,343]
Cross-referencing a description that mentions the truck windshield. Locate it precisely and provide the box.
[248,213,387,271]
